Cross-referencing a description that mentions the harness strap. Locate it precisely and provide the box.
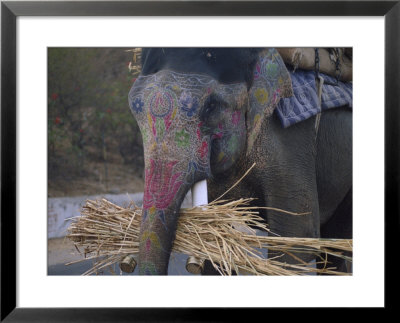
[314,48,324,140]
[315,76,323,139]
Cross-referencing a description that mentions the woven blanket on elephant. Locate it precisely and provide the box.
[275,68,352,128]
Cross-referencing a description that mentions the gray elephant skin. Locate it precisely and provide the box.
[128,48,352,275]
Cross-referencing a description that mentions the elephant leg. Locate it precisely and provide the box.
[317,188,353,273]
[202,260,219,275]
[203,172,263,275]
[256,116,321,268]
[202,260,238,275]
[264,192,321,269]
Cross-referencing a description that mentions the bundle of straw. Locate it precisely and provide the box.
[66,198,352,276]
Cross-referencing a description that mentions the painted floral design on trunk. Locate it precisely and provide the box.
[143,159,183,214]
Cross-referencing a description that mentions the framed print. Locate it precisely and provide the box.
[1,0,398,320]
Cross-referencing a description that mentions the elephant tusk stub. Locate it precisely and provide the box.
[186,180,208,274]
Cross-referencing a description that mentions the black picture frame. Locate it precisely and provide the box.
[1,0,398,321]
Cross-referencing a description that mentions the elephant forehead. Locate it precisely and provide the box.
[128,71,219,124]
[129,70,217,97]
[128,74,207,159]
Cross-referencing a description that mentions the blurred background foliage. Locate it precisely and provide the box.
[48,48,144,197]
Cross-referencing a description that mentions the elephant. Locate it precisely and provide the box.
[127,48,352,275]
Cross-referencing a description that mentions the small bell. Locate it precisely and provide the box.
[185,256,204,274]
[119,255,137,273]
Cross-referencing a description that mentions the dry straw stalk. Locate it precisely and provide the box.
[66,197,352,276]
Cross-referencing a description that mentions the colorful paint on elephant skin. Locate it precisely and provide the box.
[250,49,292,110]
[217,151,227,164]
[179,91,199,117]
[184,159,210,185]
[133,87,203,153]
[227,136,239,156]
[231,111,241,126]
[155,118,166,139]
[264,61,280,81]
[141,128,149,145]
[164,107,177,131]
[196,124,202,140]
[131,97,144,113]
[254,87,269,105]
[146,109,178,143]
[142,206,168,229]
[175,129,190,148]
[272,88,282,106]
[246,49,293,155]
[143,159,183,210]
[198,140,209,159]
[138,261,159,275]
[141,230,162,252]
[142,206,156,223]
[147,87,176,118]
[254,63,262,80]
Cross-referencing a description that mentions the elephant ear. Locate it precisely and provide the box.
[246,48,293,154]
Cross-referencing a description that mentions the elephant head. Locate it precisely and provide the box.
[128,48,292,274]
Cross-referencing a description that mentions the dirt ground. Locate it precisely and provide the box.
[48,160,144,198]
[48,236,192,276]
[48,237,82,267]
[48,237,122,275]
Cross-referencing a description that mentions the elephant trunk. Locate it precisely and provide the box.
[138,155,208,275]
[130,70,213,274]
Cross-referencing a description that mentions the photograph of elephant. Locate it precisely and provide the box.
[48,47,352,276]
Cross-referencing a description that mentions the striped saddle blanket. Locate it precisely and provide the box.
[276,67,352,128]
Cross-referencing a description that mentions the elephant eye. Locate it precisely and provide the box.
[202,95,219,119]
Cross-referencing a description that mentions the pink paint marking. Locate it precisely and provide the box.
[198,141,209,159]
[146,238,151,252]
[197,122,203,140]
[155,93,163,109]
[151,115,157,137]
[273,89,281,104]
[212,132,223,140]
[211,123,223,140]
[143,159,184,210]
[254,63,261,79]
[164,113,172,131]
[232,111,241,126]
